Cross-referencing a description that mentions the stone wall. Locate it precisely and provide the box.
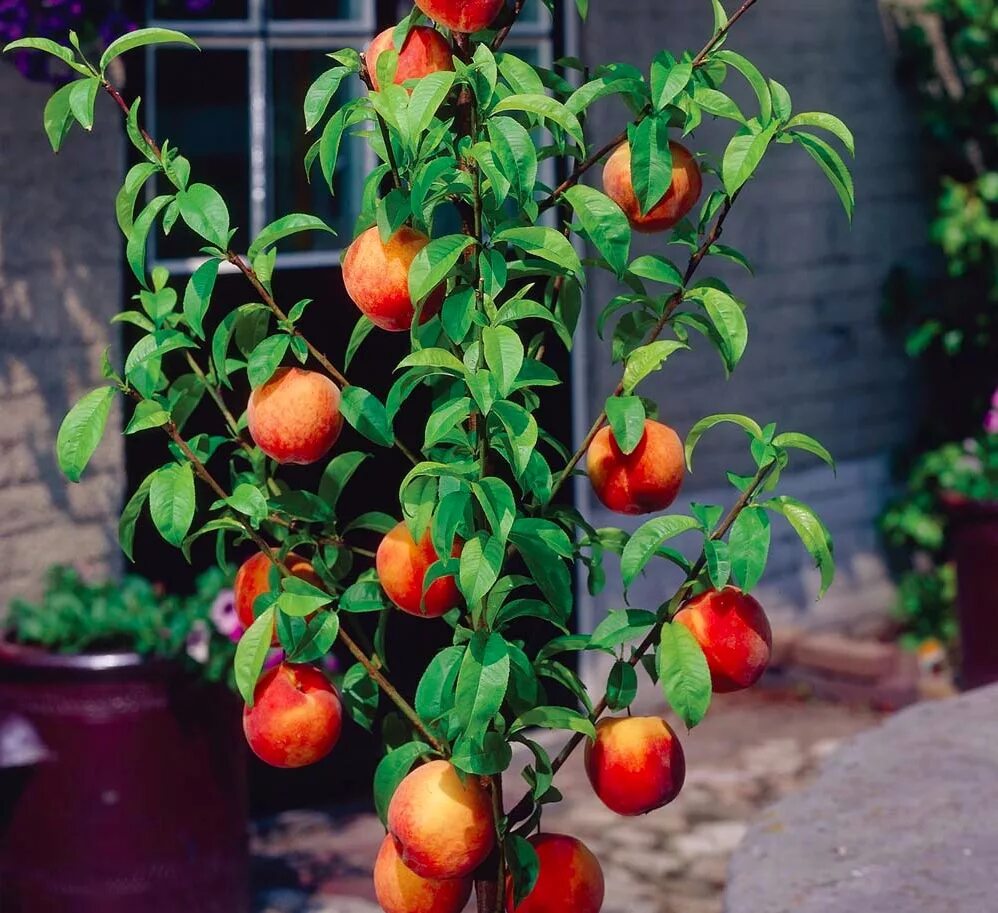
[575,0,930,635]
[0,66,124,608]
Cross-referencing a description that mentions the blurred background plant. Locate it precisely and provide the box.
[881,0,998,646]
[6,565,238,685]
[0,0,212,81]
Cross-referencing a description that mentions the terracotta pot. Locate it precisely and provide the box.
[942,494,998,690]
[0,642,249,913]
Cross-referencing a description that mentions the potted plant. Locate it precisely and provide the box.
[4,2,855,911]
[0,567,249,913]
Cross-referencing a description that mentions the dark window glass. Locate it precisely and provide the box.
[153,49,250,259]
[268,0,366,20]
[271,49,364,248]
[152,0,249,20]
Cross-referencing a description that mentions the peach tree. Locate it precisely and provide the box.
[6,1,853,910]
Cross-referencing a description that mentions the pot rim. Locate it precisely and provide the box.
[0,637,168,672]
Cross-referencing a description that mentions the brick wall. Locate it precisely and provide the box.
[575,0,930,633]
[0,66,124,608]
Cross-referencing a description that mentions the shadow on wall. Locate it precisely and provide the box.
[0,69,124,602]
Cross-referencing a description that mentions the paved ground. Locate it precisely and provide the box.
[252,689,883,913]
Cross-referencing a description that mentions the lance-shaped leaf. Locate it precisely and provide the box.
[408,234,475,305]
[234,605,275,705]
[605,395,646,455]
[149,461,196,547]
[685,413,764,470]
[100,27,198,72]
[373,741,432,824]
[657,621,712,729]
[765,496,836,597]
[56,386,116,482]
[728,506,771,593]
[563,184,631,278]
[622,340,687,394]
[455,631,510,739]
[621,515,700,588]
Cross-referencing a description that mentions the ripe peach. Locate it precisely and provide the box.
[242,663,343,768]
[505,833,604,913]
[376,521,462,618]
[414,0,505,33]
[587,419,685,515]
[247,367,343,465]
[374,834,472,913]
[674,586,773,693]
[602,140,703,233]
[367,25,454,92]
[234,551,322,643]
[584,716,686,816]
[341,226,443,332]
[387,759,494,880]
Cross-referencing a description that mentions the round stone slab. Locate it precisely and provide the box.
[725,684,998,913]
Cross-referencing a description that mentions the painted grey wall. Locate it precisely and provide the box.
[574,0,929,635]
[0,66,124,608]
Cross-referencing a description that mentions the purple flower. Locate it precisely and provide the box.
[186,620,210,664]
[210,588,243,641]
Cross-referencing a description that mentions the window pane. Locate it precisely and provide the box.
[271,50,364,249]
[151,0,249,20]
[268,0,366,20]
[154,49,250,260]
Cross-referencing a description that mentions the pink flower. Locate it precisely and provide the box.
[210,589,242,641]
[985,388,998,435]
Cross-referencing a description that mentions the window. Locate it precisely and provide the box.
[145,0,562,273]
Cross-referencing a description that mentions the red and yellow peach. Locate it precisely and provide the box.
[585,716,686,816]
[414,0,506,33]
[374,833,473,913]
[366,25,454,91]
[505,833,604,913]
[587,419,685,515]
[674,586,773,693]
[376,521,462,618]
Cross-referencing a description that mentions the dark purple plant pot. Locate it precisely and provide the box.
[943,494,998,690]
[0,642,249,913]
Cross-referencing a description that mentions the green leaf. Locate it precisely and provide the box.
[455,631,510,738]
[126,195,173,285]
[482,325,525,397]
[488,117,538,207]
[685,413,763,470]
[248,213,333,259]
[606,660,639,710]
[510,706,596,739]
[564,185,631,278]
[628,116,673,215]
[318,107,349,192]
[693,86,745,123]
[589,608,658,651]
[42,80,79,152]
[651,59,693,110]
[605,395,645,455]
[425,397,473,449]
[458,534,504,606]
[491,401,538,480]
[622,340,687,394]
[124,330,197,376]
[4,37,89,74]
[509,526,573,617]
[118,473,153,561]
[125,399,169,434]
[234,606,275,705]
[687,287,748,372]
[773,432,836,470]
[714,50,772,125]
[657,621,712,728]
[786,112,854,156]
[492,93,584,145]
[149,462,196,547]
[182,258,220,340]
[177,183,230,249]
[415,645,464,722]
[340,386,394,447]
[628,254,683,286]
[303,66,349,131]
[704,538,731,588]
[373,742,431,825]
[56,387,115,483]
[407,70,456,138]
[318,451,369,509]
[451,731,512,776]
[621,515,700,588]
[116,162,160,237]
[408,235,475,305]
[247,335,291,387]
[792,131,854,221]
[340,579,388,613]
[765,496,835,597]
[276,576,334,617]
[68,77,99,131]
[494,226,584,279]
[728,506,771,593]
[722,123,778,196]
[345,315,375,371]
[100,28,198,72]
[227,483,269,526]
[339,661,379,729]
[506,835,540,909]
[398,347,466,374]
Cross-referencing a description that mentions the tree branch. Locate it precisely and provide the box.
[508,457,777,826]
[550,193,739,499]
[537,0,762,212]
[359,54,404,190]
[491,0,527,51]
